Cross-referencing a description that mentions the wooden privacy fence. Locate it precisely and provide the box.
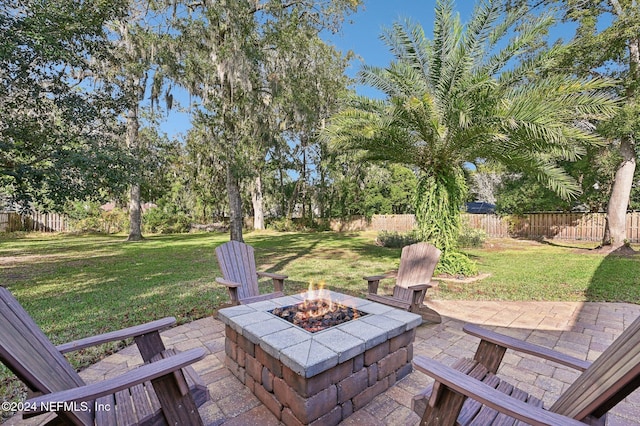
[464,212,640,242]
[372,214,417,233]
[0,212,68,232]
[4,210,640,242]
[332,212,640,243]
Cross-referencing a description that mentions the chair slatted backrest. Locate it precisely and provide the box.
[551,315,640,421]
[0,287,92,425]
[215,241,260,301]
[393,243,441,302]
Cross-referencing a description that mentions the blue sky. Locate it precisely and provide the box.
[158,1,574,139]
[326,1,475,86]
[158,1,478,139]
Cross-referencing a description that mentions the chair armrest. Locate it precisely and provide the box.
[464,324,591,372]
[413,356,586,426]
[364,274,395,295]
[257,271,286,292]
[56,317,177,354]
[257,271,288,280]
[216,277,241,288]
[363,274,394,282]
[406,283,432,291]
[26,348,206,414]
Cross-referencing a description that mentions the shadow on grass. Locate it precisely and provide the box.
[538,239,601,250]
[586,249,640,303]
[247,231,399,260]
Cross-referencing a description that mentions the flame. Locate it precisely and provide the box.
[300,281,334,319]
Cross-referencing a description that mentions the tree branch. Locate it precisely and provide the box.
[609,0,624,17]
[250,0,305,14]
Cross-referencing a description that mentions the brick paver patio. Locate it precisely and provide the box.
[7,300,640,425]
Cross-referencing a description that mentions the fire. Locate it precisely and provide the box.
[269,284,365,332]
[300,281,334,319]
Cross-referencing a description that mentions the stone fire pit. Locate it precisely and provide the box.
[218,290,422,425]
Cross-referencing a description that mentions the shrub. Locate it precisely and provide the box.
[311,219,332,232]
[66,201,128,234]
[143,208,191,234]
[301,217,332,232]
[458,223,486,248]
[102,209,129,234]
[375,230,421,248]
[268,218,297,232]
[267,217,331,232]
[376,229,479,277]
[72,216,104,233]
[435,250,478,277]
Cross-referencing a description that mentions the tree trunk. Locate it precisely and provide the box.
[301,145,307,220]
[602,136,636,248]
[278,162,288,217]
[126,105,143,242]
[127,184,143,241]
[602,27,638,250]
[226,163,244,242]
[318,140,328,219]
[252,174,265,230]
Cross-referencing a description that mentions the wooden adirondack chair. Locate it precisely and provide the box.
[412,317,640,425]
[215,240,288,305]
[0,286,209,426]
[364,242,441,323]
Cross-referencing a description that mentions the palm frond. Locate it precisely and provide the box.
[323,0,619,203]
[430,0,459,93]
[482,11,556,78]
[379,20,431,77]
[357,65,402,95]
[489,150,582,200]
[533,160,583,200]
[462,0,502,70]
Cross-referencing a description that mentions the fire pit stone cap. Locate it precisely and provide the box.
[218,310,273,334]
[217,305,257,325]
[240,300,280,312]
[320,291,370,305]
[280,339,340,378]
[268,295,303,306]
[356,302,396,315]
[359,314,407,338]
[337,320,389,350]
[312,328,366,364]
[242,318,294,344]
[259,327,312,359]
[291,290,371,308]
[380,309,423,330]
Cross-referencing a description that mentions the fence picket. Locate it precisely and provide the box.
[0,212,68,232]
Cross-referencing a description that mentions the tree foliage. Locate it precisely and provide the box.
[103,0,183,241]
[560,0,640,248]
[174,0,360,241]
[325,0,618,274]
[509,0,640,249]
[0,0,132,210]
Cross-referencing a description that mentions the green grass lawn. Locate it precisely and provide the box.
[0,230,638,412]
[440,239,640,302]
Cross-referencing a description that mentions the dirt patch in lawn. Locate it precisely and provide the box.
[0,254,49,266]
[585,245,639,257]
[481,238,543,251]
[434,272,491,285]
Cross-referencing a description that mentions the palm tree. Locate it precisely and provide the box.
[324,0,618,275]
